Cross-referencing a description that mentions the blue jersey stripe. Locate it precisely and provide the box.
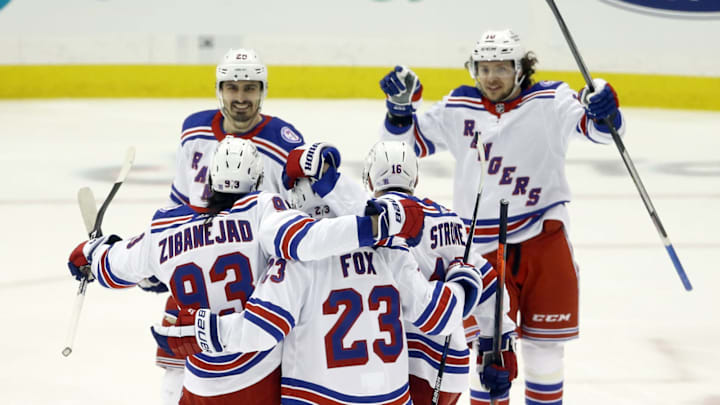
[282,378,409,403]
[408,350,469,374]
[102,252,135,287]
[274,215,307,258]
[249,297,296,328]
[428,294,457,335]
[185,349,273,378]
[413,282,443,328]
[445,103,486,112]
[181,134,215,147]
[288,220,316,260]
[406,333,469,357]
[245,311,285,343]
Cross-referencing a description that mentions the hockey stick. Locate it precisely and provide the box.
[545,0,692,291]
[61,187,98,357]
[431,134,487,405]
[490,199,509,405]
[62,147,136,357]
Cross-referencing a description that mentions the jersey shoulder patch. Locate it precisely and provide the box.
[258,116,305,152]
[529,81,563,91]
[182,109,217,133]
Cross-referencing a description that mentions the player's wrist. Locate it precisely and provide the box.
[356,215,376,247]
[194,309,223,353]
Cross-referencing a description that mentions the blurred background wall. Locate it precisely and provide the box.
[1,0,718,109]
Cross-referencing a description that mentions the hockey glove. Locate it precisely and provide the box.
[67,235,122,282]
[579,78,620,122]
[477,332,518,400]
[365,196,425,245]
[151,308,223,357]
[283,142,341,189]
[445,260,483,318]
[137,276,169,293]
[380,65,423,117]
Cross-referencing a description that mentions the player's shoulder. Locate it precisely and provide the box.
[524,80,566,96]
[182,109,217,132]
[375,239,411,252]
[150,204,202,233]
[374,243,417,272]
[228,190,264,214]
[152,204,195,220]
[257,115,305,152]
[254,190,288,206]
[180,110,218,147]
[448,85,483,99]
[385,191,458,219]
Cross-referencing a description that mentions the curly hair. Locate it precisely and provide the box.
[519,51,539,90]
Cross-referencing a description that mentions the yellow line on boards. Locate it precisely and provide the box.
[1,65,718,111]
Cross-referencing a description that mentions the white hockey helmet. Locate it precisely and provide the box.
[288,177,333,218]
[466,29,525,89]
[210,137,264,194]
[215,48,268,110]
[362,140,418,194]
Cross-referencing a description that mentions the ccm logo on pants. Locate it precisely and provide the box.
[532,313,571,322]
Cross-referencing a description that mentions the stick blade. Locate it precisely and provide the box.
[77,187,98,235]
[116,146,136,184]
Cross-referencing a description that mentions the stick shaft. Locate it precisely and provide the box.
[545,0,691,291]
[492,200,509,361]
[431,133,487,404]
[90,147,136,239]
[62,278,89,356]
[488,200,509,405]
[62,147,135,357]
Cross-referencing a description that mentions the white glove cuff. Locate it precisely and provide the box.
[195,309,223,354]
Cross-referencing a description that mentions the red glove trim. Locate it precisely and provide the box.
[285,149,306,186]
[397,199,425,240]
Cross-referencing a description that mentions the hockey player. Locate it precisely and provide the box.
[284,140,519,404]
[378,30,626,404]
[67,137,426,404]
[150,175,487,405]
[170,47,304,208]
[157,47,312,403]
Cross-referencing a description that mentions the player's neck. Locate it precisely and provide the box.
[502,86,522,102]
[223,113,262,134]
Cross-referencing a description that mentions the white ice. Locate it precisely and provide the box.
[0,99,718,404]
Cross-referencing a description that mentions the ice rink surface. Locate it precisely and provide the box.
[1,98,719,404]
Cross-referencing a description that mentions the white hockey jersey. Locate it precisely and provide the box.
[170,110,305,208]
[380,193,516,393]
[85,191,376,397]
[381,82,626,255]
[215,245,468,404]
[315,175,515,393]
